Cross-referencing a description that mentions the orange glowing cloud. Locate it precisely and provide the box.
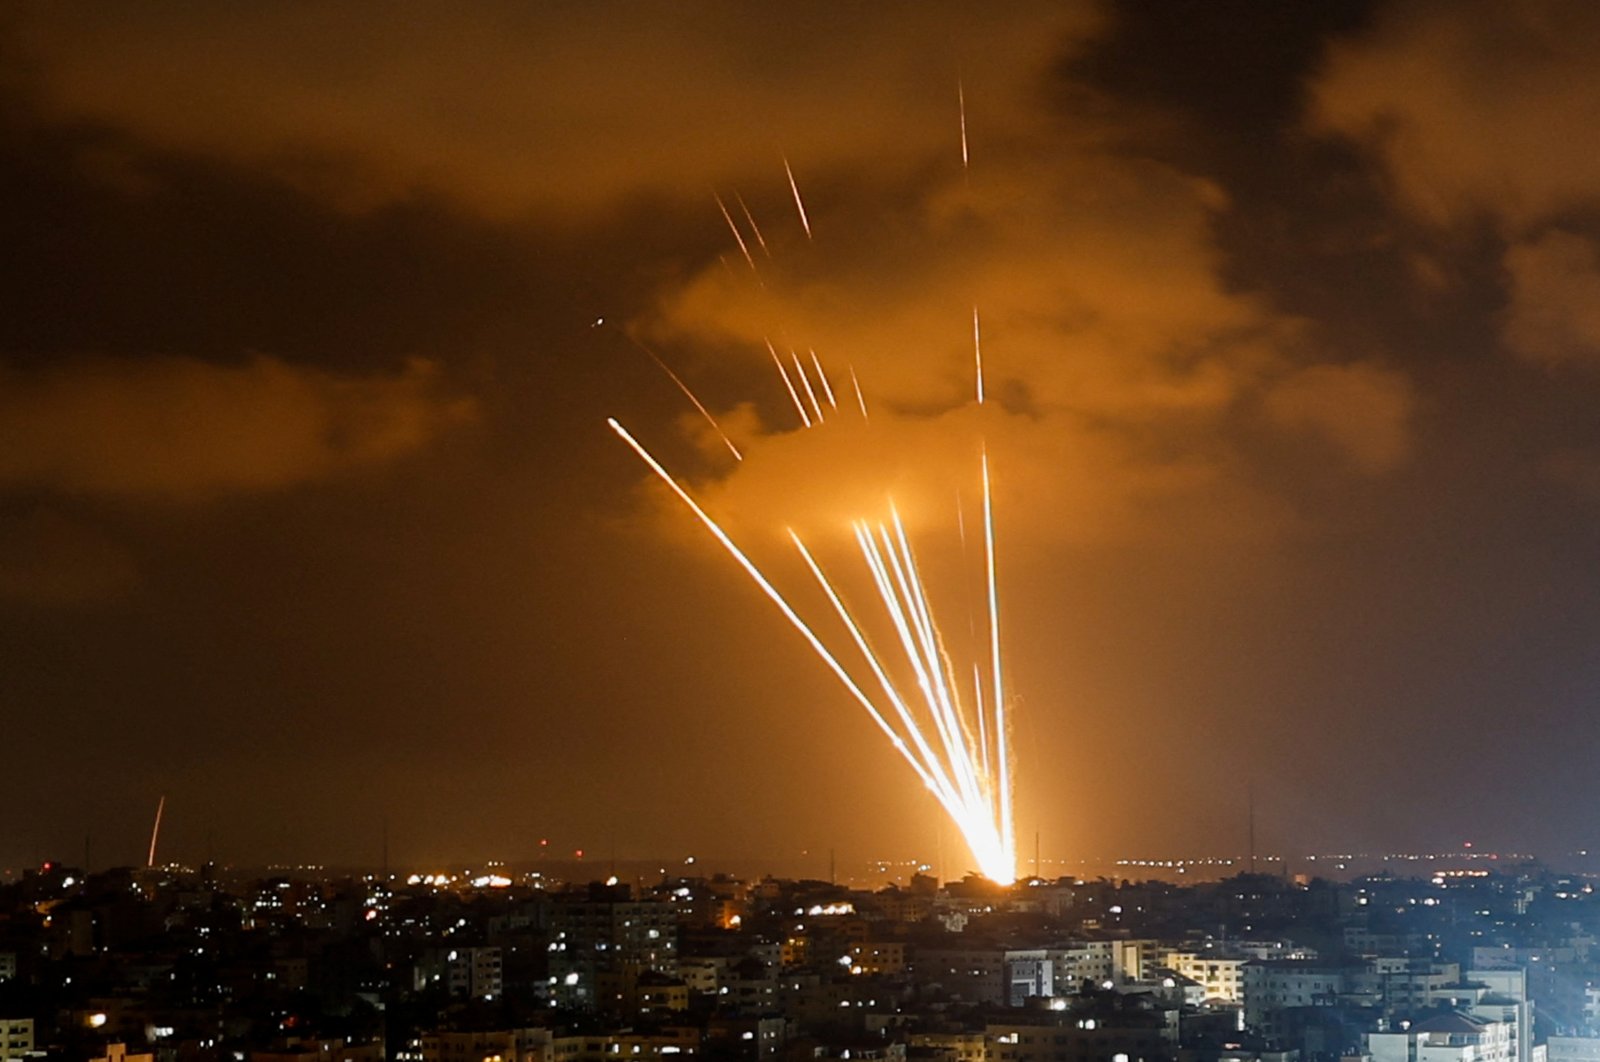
[1263,362,1413,474]
[6,2,1102,219]
[0,355,475,499]
[643,125,1406,554]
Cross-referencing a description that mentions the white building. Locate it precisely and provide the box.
[1547,1037,1600,1062]
[1243,961,1356,1037]
[1354,961,1463,1013]
[1008,951,1055,1005]
[1466,993,1533,1062]
[1047,941,1116,990]
[1369,1013,1515,1062]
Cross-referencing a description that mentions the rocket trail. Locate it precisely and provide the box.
[982,448,1014,861]
[973,662,991,783]
[609,401,1018,882]
[768,340,812,427]
[958,79,970,171]
[966,311,979,406]
[791,531,963,810]
[735,193,771,257]
[611,177,1017,878]
[790,350,826,424]
[783,156,813,240]
[810,350,839,410]
[607,418,945,798]
[849,366,869,420]
[147,794,165,868]
[623,332,743,461]
[869,516,971,803]
[715,193,759,273]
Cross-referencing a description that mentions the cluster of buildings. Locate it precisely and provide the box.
[3,857,1600,1062]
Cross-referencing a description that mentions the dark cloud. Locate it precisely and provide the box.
[1503,229,1600,369]
[4,2,1600,872]
[1311,0,1600,500]
[0,355,475,499]
[6,2,1100,219]
[0,507,137,606]
[1313,0,1600,233]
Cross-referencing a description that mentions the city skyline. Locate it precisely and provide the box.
[7,2,1600,870]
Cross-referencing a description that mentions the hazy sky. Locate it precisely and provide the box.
[5,0,1600,875]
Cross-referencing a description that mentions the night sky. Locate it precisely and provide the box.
[5,1,1600,873]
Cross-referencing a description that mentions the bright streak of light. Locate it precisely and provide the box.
[735,193,771,257]
[958,80,970,170]
[715,193,758,272]
[973,307,985,404]
[849,366,869,420]
[622,331,743,462]
[611,325,1016,882]
[784,156,812,240]
[607,419,938,793]
[973,662,990,780]
[790,531,955,803]
[147,794,165,868]
[791,350,826,424]
[878,517,971,803]
[609,405,1017,882]
[857,522,956,784]
[768,340,812,428]
[850,505,1013,881]
[982,448,1014,861]
[886,509,985,811]
[810,350,838,410]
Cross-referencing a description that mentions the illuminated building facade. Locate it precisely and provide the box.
[0,1019,31,1062]
[420,1027,552,1062]
[1161,951,1245,1002]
